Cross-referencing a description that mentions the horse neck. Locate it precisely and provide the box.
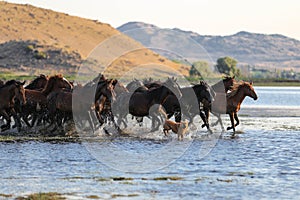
[42,79,53,96]
[228,86,247,105]
[26,78,44,90]
[115,84,128,95]
[148,86,170,104]
[223,80,233,92]
[0,85,16,102]
[212,81,226,93]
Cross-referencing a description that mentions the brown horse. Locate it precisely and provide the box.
[211,81,258,136]
[94,79,117,126]
[47,78,117,133]
[127,77,182,131]
[42,74,73,96]
[205,76,236,129]
[20,74,72,127]
[212,76,235,93]
[0,80,26,131]
[25,74,48,90]
[162,81,214,131]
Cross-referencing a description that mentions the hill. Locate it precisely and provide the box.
[0,2,189,78]
[118,22,300,72]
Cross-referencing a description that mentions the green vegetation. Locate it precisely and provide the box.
[215,56,240,77]
[16,192,66,200]
[189,60,214,78]
[33,50,47,59]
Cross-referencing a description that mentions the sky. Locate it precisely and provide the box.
[5,0,300,40]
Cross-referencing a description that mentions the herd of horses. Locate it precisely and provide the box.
[0,73,258,137]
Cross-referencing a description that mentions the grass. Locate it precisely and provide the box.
[16,192,66,200]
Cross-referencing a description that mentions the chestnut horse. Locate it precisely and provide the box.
[0,80,26,132]
[211,81,258,136]
[21,74,72,127]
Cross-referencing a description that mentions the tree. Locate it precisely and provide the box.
[215,56,240,76]
[189,60,213,78]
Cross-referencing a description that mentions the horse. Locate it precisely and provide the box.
[196,76,236,129]
[25,74,48,90]
[209,76,236,130]
[211,81,258,136]
[93,79,117,126]
[162,81,214,131]
[127,77,182,131]
[0,80,26,132]
[212,76,235,93]
[42,74,73,96]
[20,74,72,128]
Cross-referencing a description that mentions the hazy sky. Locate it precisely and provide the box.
[5,0,300,40]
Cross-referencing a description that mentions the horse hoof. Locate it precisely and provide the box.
[227,127,232,130]
[1,126,10,132]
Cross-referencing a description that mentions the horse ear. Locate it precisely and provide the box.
[21,81,26,85]
[250,81,253,85]
[112,79,118,86]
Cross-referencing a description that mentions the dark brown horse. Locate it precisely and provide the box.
[20,74,72,127]
[47,78,117,133]
[42,74,73,96]
[212,81,258,136]
[114,77,182,131]
[94,79,117,126]
[25,74,48,90]
[209,76,236,130]
[0,80,26,131]
[162,81,214,131]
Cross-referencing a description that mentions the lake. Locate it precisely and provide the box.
[0,87,299,199]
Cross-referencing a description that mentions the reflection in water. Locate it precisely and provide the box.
[0,87,299,199]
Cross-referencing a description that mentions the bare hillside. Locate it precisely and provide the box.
[0,2,189,77]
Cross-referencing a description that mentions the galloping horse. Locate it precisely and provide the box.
[206,76,236,129]
[129,77,182,131]
[25,74,48,90]
[162,81,214,131]
[42,74,73,96]
[211,81,258,136]
[21,74,72,127]
[0,80,26,132]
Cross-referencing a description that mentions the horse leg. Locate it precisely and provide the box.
[11,109,22,132]
[211,112,225,132]
[227,113,236,135]
[0,110,11,131]
[150,115,160,132]
[234,112,239,127]
[86,111,95,133]
[200,111,209,129]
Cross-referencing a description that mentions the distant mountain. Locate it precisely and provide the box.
[0,2,189,77]
[118,22,300,71]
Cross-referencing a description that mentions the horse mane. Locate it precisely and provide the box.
[42,74,63,95]
[26,74,48,89]
[5,80,17,85]
[227,81,246,98]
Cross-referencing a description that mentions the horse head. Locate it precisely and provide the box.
[42,74,72,95]
[245,81,258,100]
[164,77,182,99]
[95,79,116,103]
[14,80,26,105]
[25,74,48,90]
[223,76,236,92]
